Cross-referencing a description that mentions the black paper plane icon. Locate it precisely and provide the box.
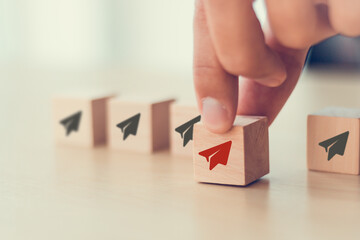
[175,115,201,147]
[318,131,349,161]
[59,111,82,136]
[199,141,232,170]
[116,113,141,140]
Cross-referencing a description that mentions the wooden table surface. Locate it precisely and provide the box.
[1,68,360,239]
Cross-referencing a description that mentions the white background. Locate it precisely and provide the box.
[0,0,266,73]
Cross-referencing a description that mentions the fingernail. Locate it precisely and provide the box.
[201,97,230,133]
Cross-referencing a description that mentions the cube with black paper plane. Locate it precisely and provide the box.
[170,103,200,157]
[175,115,201,147]
[193,116,269,186]
[307,107,360,175]
[52,92,115,147]
[107,96,175,153]
[116,113,141,140]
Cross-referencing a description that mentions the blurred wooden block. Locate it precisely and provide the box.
[108,96,175,153]
[170,103,200,157]
[193,116,269,186]
[52,93,114,147]
[307,107,360,175]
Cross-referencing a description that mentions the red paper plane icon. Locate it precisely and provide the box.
[198,141,232,170]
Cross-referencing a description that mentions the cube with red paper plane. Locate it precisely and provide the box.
[193,116,269,186]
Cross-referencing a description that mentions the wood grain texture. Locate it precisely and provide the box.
[193,116,269,186]
[307,108,360,175]
[4,70,360,240]
[170,104,199,157]
[107,97,174,153]
[52,95,113,147]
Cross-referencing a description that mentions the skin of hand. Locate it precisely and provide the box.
[194,0,360,133]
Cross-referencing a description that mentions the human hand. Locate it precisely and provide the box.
[194,0,358,133]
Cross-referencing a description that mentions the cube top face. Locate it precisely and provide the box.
[233,115,265,126]
[193,116,269,186]
[170,104,200,157]
[52,97,93,147]
[311,107,360,119]
[307,108,360,175]
[112,95,174,105]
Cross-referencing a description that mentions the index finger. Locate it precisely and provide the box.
[193,0,238,133]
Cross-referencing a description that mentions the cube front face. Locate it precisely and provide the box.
[170,104,200,157]
[307,115,360,175]
[193,124,246,185]
[108,100,152,153]
[52,98,94,147]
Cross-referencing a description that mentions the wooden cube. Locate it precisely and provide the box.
[170,103,200,157]
[108,96,175,153]
[307,107,360,175]
[52,93,114,147]
[193,116,269,186]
